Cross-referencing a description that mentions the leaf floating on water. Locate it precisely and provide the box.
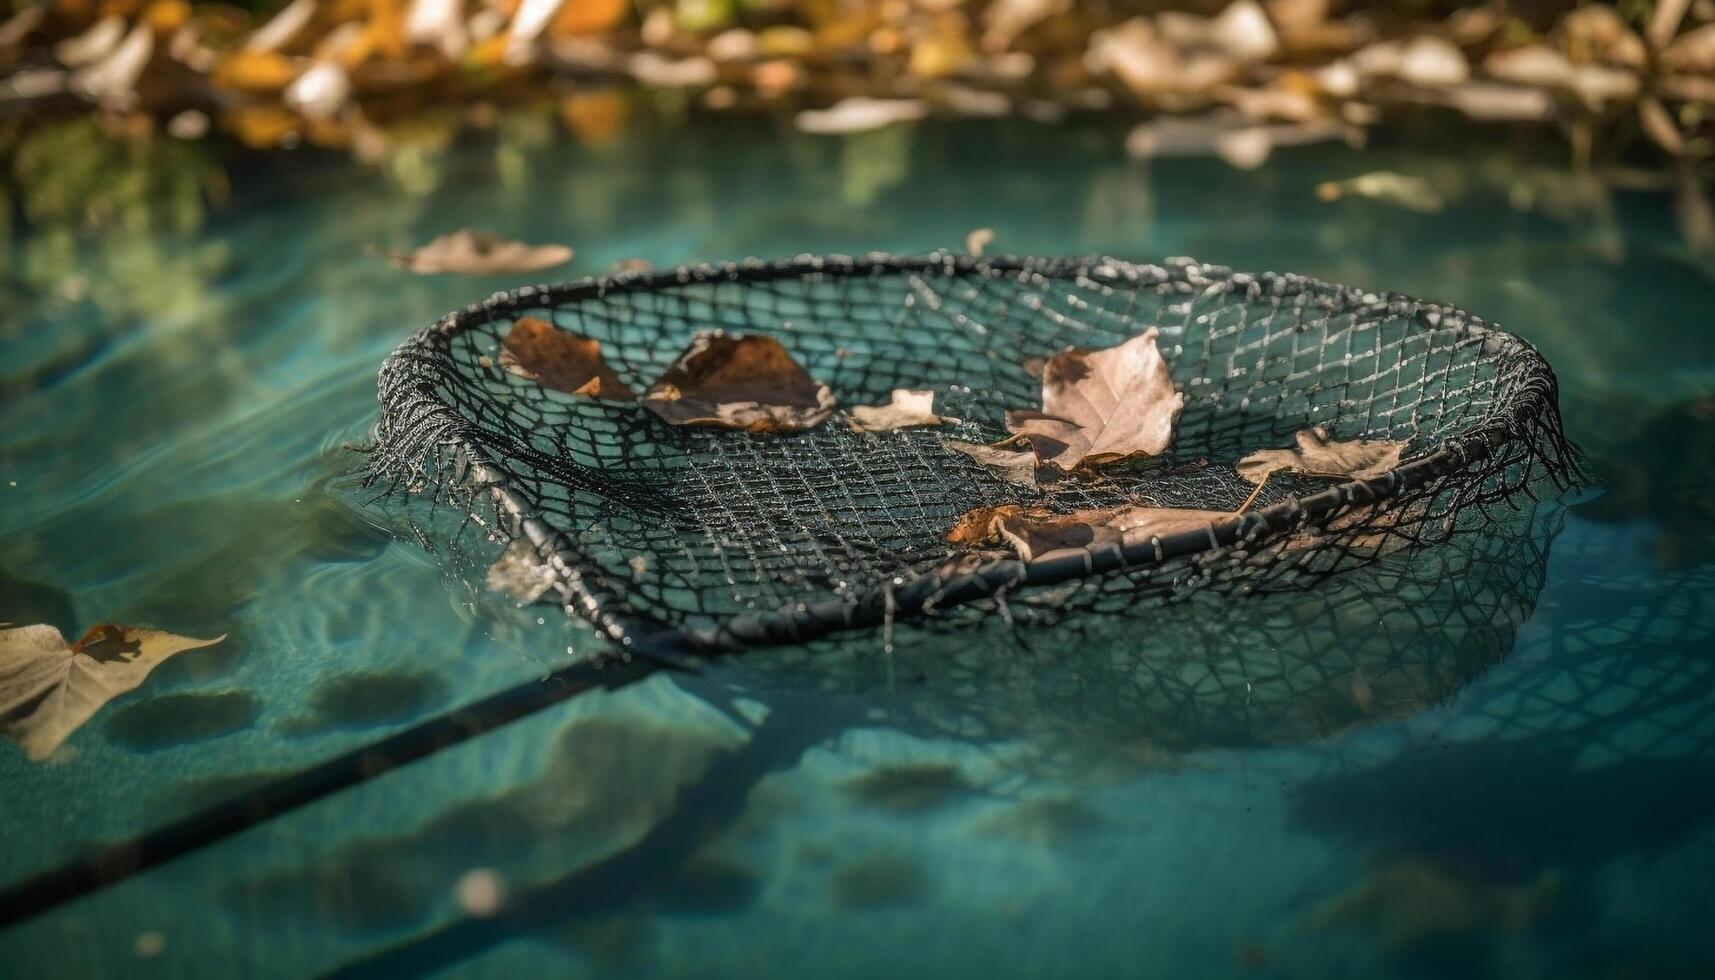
[849,389,951,432]
[386,231,573,276]
[486,540,557,604]
[1315,171,1445,213]
[965,227,995,256]
[794,97,929,134]
[498,316,635,400]
[1005,326,1186,472]
[947,503,1231,562]
[945,440,1038,488]
[643,333,836,433]
[0,624,224,761]
[1236,426,1409,484]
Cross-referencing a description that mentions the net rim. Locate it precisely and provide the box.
[372,252,1576,653]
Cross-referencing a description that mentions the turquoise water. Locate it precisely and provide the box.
[2,115,1714,977]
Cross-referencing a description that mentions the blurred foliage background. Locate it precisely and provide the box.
[1,0,1713,275]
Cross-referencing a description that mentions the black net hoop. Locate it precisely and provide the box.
[362,253,1581,658]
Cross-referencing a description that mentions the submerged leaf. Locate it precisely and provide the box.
[965,227,995,256]
[945,440,1038,487]
[849,389,949,431]
[1236,427,1408,484]
[643,333,836,433]
[387,231,573,275]
[948,503,1232,562]
[486,540,557,604]
[0,624,224,761]
[1005,326,1185,471]
[498,316,635,400]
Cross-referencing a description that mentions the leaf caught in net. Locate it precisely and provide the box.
[947,502,1232,562]
[498,316,635,400]
[945,439,1038,487]
[1006,326,1186,471]
[1236,426,1409,484]
[643,333,837,433]
[0,624,225,761]
[849,389,949,431]
[387,231,573,275]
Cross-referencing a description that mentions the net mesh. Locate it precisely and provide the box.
[361,254,1580,657]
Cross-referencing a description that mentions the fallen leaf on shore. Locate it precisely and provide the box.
[849,389,950,431]
[498,316,635,400]
[643,333,836,432]
[1236,426,1408,484]
[1,624,225,761]
[947,503,1232,561]
[387,231,573,275]
[946,440,1038,487]
[1005,326,1185,471]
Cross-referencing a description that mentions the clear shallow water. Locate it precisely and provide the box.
[2,115,1713,977]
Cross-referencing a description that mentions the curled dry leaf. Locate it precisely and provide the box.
[946,503,1232,562]
[849,389,951,431]
[487,540,557,604]
[945,440,1038,488]
[499,316,635,400]
[1,624,225,761]
[1236,426,1408,484]
[388,230,573,275]
[1005,326,1186,471]
[643,333,836,433]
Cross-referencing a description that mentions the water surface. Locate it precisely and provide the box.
[2,114,1713,978]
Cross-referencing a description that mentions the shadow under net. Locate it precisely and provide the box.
[362,253,1580,662]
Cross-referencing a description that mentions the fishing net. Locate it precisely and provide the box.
[362,254,1580,660]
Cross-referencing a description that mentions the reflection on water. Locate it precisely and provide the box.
[1,115,1713,977]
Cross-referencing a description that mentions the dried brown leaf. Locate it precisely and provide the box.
[1236,426,1408,484]
[849,389,950,431]
[1,624,224,761]
[643,333,836,433]
[945,439,1039,488]
[944,504,1025,546]
[498,316,635,400]
[1005,326,1185,471]
[947,503,1232,562]
[388,231,573,276]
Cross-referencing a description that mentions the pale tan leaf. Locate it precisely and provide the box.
[1315,171,1444,213]
[1,624,224,761]
[498,316,635,400]
[965,227,995,256]
[794,97,929,134]
[1005,326,1185,471]
[388,231,573,276]
[947,503,1232,562]
[1236,426,1408,484]
[643,333,836,433]
[945,440,1038,488]
[849,389,950,431]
